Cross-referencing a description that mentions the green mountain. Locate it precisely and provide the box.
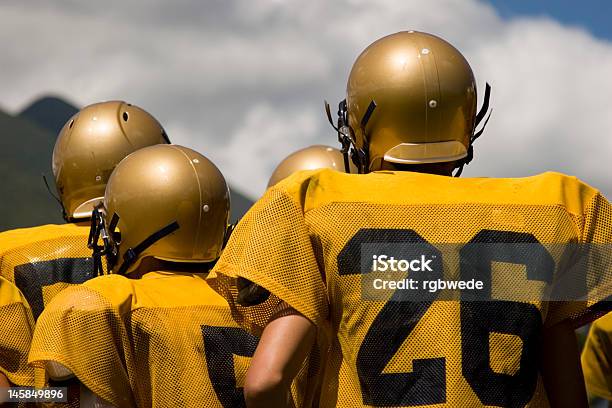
[0,96,254,231]
[229,188,254,224]
[0,109,64,230]
[19,96,79,136]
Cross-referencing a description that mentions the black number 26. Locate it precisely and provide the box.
[337,229,554,407]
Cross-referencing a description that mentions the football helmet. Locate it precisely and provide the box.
[267,145,357,187]
[89,144,230,275]
[327,31,491,174]
[52,101,170,221]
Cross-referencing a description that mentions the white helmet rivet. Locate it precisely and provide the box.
[421,48,430,55]
[202,204,210,212]
[408,30,415,33]
[95,175,102,182]
[192,159,199,164]
[429,99,438,108]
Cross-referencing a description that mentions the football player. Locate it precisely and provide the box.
[0,101,168,389]
[267,145,356,188]
[29,144,263,408]
[237,145,355,315]
[209,31,612,407]
[582,313,612,404]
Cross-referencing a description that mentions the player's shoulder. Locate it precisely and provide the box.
[495,171,602,213]
[42,274,127,315]
[30,222,91,238]
[256,169,604,217]
[0,222,90,253]
[136,271,230,308]
[263,168,325,198]
[0,275,28,307]
[318,170,601,211]
[82,271,228,310]
[0,222,89,236]
[261,168,356,211]
[0,225,51,252]
[517,171,599,196]
[41,273,168,318]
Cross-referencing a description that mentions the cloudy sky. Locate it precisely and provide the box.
[1,0,610,198]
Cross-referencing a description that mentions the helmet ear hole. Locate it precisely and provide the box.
[122,112,129,122]
[68,120,74,129]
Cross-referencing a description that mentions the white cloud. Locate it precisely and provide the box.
[0,0,610,198]
[465,18,612,193]
[210,103,322,196]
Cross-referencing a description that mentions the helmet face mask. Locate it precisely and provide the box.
[88,205,119,276]
[90,144,230,275]
[330,31,491,175]
[53,101,170,222]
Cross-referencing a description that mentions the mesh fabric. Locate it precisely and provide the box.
[211,169,612,407]
[0,223,103,390]
[30,272,264,408]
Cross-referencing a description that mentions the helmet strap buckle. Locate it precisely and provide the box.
[42,174,69,221]
[88,208,120,275]
[325,99,376,174]
[325,99,354,173]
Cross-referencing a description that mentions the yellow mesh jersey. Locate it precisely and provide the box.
[0,222,102,388]
[582,312,612,400]
[210,169,612,408]
[0,222,103,320]
[29,271,262,408]
[0,276,34,386]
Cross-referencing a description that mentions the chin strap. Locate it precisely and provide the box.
[116,221,180,275]
[42,174,69,221]
[454,82,493,177]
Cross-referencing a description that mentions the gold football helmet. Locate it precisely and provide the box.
[327,31,491,175]
[267,145,357,188]
[52,101,170,221]
[89,144,230,275]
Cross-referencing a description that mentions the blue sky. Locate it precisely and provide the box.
[487,0,612,41]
